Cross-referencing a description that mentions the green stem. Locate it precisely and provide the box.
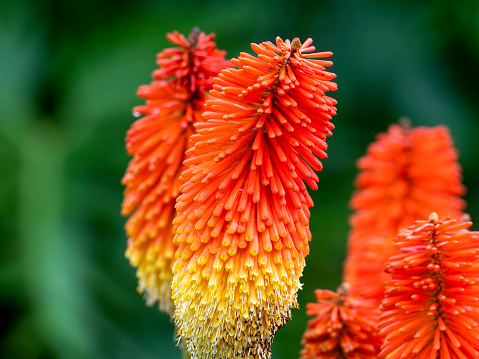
[181,344,191,359]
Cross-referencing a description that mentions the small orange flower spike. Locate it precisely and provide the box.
[379,213,479,359]
[300,284,381,359]
[172,37,337,358]
[122,29,229,314]
[344,122,465,303]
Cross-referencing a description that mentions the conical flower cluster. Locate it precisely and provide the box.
[122,29,229,313]
[300,284,381,359]
[379,213,479,359]
[344,122,465,302]
[172,37,337,358]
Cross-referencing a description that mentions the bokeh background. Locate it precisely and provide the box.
[2,0,479,358]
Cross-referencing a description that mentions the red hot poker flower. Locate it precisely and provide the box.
[172,37,337,358]
[300,284,381,359]
[344,122,465,303]
[122,29,229,313]
[379,213,479,359]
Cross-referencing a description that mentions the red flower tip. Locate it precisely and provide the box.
[344,122,465,302]
[379,215,479,359]
[154,28,231,94]
[300,283,382,359]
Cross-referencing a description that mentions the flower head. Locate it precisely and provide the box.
[379,213,479,359]
[344,122,465,302]
[172,37,337,358]
[300,284,381,359]
[122,29,229,313]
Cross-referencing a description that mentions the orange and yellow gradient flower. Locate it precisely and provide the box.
[344,122,465,303]
[300,284,381,359]
[379,213,479,359]
[122,29,229,313]
[172,37,337,358]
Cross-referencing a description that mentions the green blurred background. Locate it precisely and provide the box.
[1,0,479,358]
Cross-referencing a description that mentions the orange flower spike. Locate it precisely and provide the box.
[122,28,229,314]
[172,37,337,358]
[344,122,466,302]
[300,284,382,359]
[379,213,479,359]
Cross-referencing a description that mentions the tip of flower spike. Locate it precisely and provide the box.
[291,37,302,51]
[462,213,472,222]
[188,27,200,47]
[337,282,350,297]
[428,212,439,222]
[398,116,412,130]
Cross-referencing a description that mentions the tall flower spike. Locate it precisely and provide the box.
[300,284,381,359]
[344,122,465,303]
[172,37,337,358]
[379,213,479,359]
[122,29,229,313]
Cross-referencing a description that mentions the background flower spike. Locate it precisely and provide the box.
[122,28,230,314]
[344,121,466,304]
[379,213,479,359]
[300,283,381,359]
[172,36,337,359]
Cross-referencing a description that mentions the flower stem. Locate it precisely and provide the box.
[181,343,191,359]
